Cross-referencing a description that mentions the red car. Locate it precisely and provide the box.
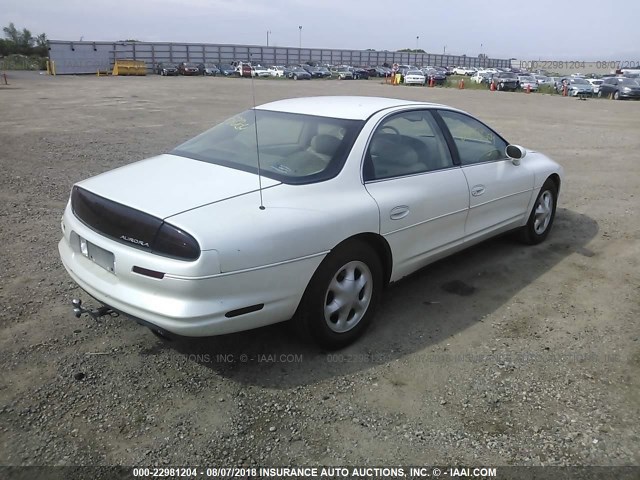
[178,63,200,76]
[236,63,252,78]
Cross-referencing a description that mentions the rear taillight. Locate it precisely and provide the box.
[154,222,200,261]
[71,186,200,261]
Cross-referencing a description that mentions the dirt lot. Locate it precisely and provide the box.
[1,72,639,472]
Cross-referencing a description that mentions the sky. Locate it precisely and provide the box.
[2,0,639,61]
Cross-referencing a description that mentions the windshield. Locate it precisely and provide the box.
[171,110,364,184]
[219,64,233,70]
[501,73,516,79]
[619,78,639,86]
[570,78,589,84]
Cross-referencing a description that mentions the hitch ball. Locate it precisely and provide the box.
[72,299,83,318]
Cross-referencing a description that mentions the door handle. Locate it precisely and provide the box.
[471,185,485,197]
[390,205,410,220]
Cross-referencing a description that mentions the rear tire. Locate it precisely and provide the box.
[518,179,558,245]
[294,241,383,349]
[613,91,620,100]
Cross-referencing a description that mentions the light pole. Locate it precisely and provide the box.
[443,45,446,55]
[298,25,302,49]
[416,36,419,50]
[266,30,271,46]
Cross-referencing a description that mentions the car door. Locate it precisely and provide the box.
[363,110,470,281]
[436,110,535,239]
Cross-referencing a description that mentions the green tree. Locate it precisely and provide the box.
[3,22,20,44]
[1,22,47,56]
[20,28,34,49]
[0,38,12,56]
[34,33,48,56]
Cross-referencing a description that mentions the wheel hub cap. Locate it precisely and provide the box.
[324,261,373,333]
[534,190,553,235]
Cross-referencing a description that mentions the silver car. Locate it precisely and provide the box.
[557,77,594,96]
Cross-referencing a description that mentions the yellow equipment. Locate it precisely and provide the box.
[112,59,147,76]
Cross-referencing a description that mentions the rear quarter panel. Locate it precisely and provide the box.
[166,180,380,273]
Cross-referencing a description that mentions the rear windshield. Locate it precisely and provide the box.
[172,110,364,184]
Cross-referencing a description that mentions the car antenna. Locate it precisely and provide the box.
[249,54,266,210]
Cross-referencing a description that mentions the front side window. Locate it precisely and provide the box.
[364,110,453,181]
[438,110,508,166]
[172,110,363,184]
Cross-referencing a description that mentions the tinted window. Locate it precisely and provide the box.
[172,110,363,184]
[364,110,453,181]
[438,111,508,166]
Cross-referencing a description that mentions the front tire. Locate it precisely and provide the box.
[518,179,558,245]
[294,241,383,349]
[613,91,620,100]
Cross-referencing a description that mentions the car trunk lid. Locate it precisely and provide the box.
[76,153,280,219]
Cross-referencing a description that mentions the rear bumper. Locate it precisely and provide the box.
[59,206,324,337]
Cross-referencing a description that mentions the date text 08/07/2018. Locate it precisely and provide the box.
[519,60,640,70]
[131,466,499,477]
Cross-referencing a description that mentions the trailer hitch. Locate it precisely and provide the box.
[71,298,119,322]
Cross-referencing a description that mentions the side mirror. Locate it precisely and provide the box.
[506,144,527,165]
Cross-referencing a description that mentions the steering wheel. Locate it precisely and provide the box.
[379,125,400,135]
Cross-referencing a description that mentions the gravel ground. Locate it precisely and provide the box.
[0,72,639,473]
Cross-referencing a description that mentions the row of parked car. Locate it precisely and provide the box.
[155,61,448,82]
[156,61,388,80]
[465,68,640,99]
[154,61,640,99]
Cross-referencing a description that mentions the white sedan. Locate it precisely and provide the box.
[268,66,286,77]
[59,96,563,349]
[454,67,475,75]
[251,65,271,77]
[403,70,426,85]
[471,71,490,84]
[586,78,603,94]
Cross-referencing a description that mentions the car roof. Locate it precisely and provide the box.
[255,96,442,120]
